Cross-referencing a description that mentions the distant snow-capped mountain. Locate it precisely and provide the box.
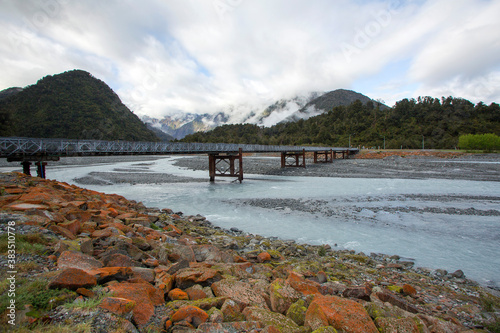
[141,90,384,140]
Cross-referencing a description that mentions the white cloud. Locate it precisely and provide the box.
[1,0,499,118]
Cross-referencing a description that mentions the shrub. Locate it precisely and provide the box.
[458,133,500,151]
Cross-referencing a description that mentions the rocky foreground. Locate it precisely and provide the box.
[0,171,499,332]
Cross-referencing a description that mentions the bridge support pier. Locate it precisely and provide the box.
[209,148,243,183]
[21,161,32,176]
[313,150,333,163]
[331,150,350,159]
[35,162,47,179]
[281,149,306,168]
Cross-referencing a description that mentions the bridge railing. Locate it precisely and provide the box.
[0,137,357,158]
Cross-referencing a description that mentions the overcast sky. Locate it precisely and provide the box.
[1,0,500,118]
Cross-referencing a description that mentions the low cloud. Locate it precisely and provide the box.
[1,0,499,118]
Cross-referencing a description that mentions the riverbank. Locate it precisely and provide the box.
[0,171,499,332]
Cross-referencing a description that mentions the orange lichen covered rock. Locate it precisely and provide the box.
[88,267,134,284]
[57,250,103,271]
[48,268,97,290]
[305,294,378,333]
[286,271,321,296]
[258,252,272,262]
[374,317,420,333]
[402,284,417,297]
[58,219,81,236]
[168,288,189,301]
[99,297,136,315]
[171,305,208,328]
[269,278,301,314]
[49,225,77,240]
[212,279,269,311]
[175,266,222,289]
[107,281,164,326]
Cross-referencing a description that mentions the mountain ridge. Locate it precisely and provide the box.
[0,70,159,141]
[142,89,384,139]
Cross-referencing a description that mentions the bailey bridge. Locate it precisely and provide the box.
[0,137,358,182]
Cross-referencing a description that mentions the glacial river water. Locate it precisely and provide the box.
[10,156,500,288]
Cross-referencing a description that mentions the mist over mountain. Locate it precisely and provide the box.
[285,89,388,122]
[142,90,382,139]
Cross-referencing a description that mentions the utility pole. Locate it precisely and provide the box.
[422,135,424,150]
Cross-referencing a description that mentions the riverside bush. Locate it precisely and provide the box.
[458,133,500,151]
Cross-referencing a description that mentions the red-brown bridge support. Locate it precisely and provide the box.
[313,150,333,163]
[9,156,59,179]
[21,161,32,176]
[208,148,243,183]
[281,149,306,168]
[332,149,350,159]
[20,161,48,178]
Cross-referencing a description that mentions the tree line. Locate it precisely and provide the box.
[181,97,500,149]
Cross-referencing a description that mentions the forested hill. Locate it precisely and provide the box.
[0,70,159,141]
[181,97,500,149]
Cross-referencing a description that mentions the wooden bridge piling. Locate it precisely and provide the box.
[281,149,306,168]
[209,148,243,183]
[313,150,333,163]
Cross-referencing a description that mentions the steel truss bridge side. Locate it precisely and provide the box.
[0,137,358,158]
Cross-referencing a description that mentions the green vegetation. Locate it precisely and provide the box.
[62,287,110,310]
[0,277,73,315]
[0,70,159,141]
[0,233,51,255]
[1,322,92,333]
[458,133,500,151]
[182,97,500,149]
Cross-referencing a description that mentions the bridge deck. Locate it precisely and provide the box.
[1,137,359,181]
[0,137,358,159]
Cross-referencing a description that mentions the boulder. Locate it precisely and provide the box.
[257,252,272,262]
[286,271,321,296]
[375,317,420,333]
[168,288,189,301]
[197,321,265,332]
[376,291,421,314]
[49,225,77,240]
[154,268,175,292]
[185,284,208,301]
[220,298,245,322]
[402,284,417,297]
[88,267,134,284]
[171,305,208,328]
[175,267,222,289]
[57,250,103,271]
[48,268,97,290]
[107,281,164,327]
[212,279,269,311]
[193,244,233,263]
[343,285,372,301]
[305,294,378,333]
[99,297,136,316]
[417,314,465,333]
[269,278,301,314]
[242,306,300,332]
[286,299,308,326]
[102,253,140,267]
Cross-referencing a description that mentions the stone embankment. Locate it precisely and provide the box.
[0,172,499,332]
